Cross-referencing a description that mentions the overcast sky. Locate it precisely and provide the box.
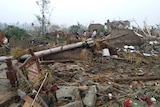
[0,0,160,27]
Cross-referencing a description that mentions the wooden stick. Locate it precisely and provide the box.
[31,73,48,107]
[133,18,148,37]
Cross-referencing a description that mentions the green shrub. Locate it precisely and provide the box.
[3,25,31,40]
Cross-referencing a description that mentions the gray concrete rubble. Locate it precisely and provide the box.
[83,85,97,107]
[56,86,79,100]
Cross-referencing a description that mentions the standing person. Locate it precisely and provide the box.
[86,30,91,39]
[91,29,97,39]
[56,33,60,45]
[104,19,112,36]
[75,31,79,39]
[83,30,87,37]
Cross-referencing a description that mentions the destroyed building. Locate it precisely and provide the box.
[0,20,160,107]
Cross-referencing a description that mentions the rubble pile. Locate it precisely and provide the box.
[34,52,160,107]
[0,26,160,107]
[5,49,159,107]
[140,38,160,56]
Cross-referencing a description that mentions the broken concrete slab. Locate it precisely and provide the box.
[83,85,97,107]
[56,86,79,100]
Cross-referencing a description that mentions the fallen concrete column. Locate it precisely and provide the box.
[83,85,97,107]
[21,39,93,59]
[60,101,83,107]
[0,39,93,62]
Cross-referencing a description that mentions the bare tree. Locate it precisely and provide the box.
[36,0,53,36]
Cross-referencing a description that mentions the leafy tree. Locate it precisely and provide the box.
[2,25,31,40]
[99,25,105,33]
[69,22,86,34]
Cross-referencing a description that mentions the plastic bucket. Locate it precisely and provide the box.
[103,48,110,56]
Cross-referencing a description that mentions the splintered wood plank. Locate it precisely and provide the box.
[22,95,41,107]
[23,102,31,107]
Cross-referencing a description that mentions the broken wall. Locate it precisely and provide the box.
[88,24,104,33]
[108,29,144,47]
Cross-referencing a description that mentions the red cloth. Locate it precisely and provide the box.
[123,98,132,107]
[1,36,7,41]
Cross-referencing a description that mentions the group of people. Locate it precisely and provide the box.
[81,29,97,39]
[67,29,98,41]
